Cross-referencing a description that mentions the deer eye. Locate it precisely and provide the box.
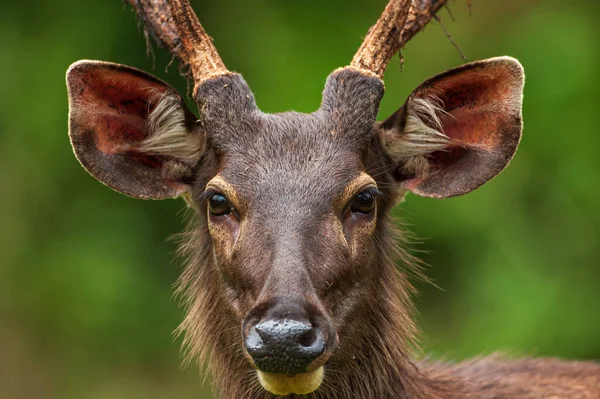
[350,190,376,214]
[208,193,232,216]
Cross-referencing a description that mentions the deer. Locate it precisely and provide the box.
[65,0,600,397]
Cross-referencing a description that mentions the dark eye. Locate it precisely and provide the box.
[208,193,232,216]
[350,190,376,214]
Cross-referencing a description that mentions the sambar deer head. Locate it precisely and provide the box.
[66,0,526,397]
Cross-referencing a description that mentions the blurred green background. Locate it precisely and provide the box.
[1,0,599,398]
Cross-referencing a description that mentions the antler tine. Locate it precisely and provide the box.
[125,0,228,84]
[399,0,450,48]
[168,0,228,83]
[124,0,180,59]
[350,0,451,78]
[350,0,412,78]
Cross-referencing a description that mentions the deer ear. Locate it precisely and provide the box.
[379,56,524,198]
[66,60,204,199]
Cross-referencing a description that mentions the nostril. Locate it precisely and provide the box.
[254,323,269,341]
[302,327,326,358]
[298,328,316,347]
[245,326,266,357]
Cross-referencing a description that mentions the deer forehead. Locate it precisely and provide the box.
[203,111,370,200]
[209,156,369,219]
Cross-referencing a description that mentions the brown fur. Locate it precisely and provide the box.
[66,63,600,399]
[175,157,600,398]
[65,2,599,397]
[175,200,425,398]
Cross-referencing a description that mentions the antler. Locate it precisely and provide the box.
[126,0,449,82]
[351,0,450,78]
[124,0,228,83]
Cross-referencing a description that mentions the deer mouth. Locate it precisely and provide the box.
[242,297,338,395]
[257,367,325,396]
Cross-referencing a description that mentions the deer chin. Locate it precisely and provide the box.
[257,367,324,396]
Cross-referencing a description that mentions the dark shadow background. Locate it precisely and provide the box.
[1,0,599,398]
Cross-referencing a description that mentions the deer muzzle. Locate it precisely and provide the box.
[242,296,338,395]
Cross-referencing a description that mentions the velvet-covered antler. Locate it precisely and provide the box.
[124,0,228,83]
[350,0,450,77]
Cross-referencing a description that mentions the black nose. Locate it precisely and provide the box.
[243,298,332,375]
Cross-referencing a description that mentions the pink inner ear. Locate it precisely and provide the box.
[421,63,520,151]
[443,109,499,149]
[400,58,524,198]
[72,66,170,156]
[67,61,192,199]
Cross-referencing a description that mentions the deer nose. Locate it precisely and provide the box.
[243,297,336,375]
[245,318,326,375]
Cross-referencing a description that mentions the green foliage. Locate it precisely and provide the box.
[1,1,598,397]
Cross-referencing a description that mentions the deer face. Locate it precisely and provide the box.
[66,1,524,396]
[203,116,375,387]
[192,72,386,391]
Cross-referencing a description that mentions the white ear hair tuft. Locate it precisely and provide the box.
[382,96,450,161]
[139,92,204,163]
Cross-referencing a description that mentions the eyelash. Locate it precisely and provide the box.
[200,188,219,204]
[360,187,383,199]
